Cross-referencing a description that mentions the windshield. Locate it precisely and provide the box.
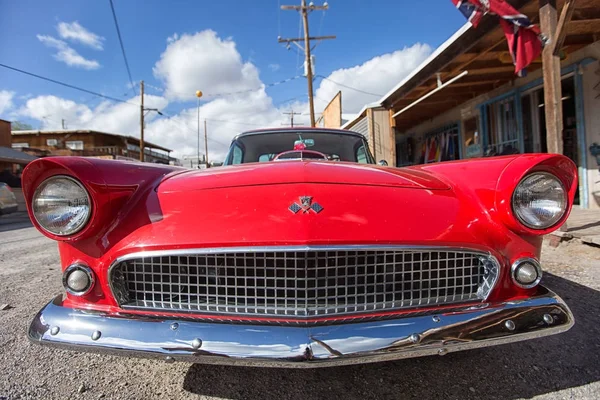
[223,131,375,165]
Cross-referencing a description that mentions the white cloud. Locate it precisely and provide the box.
[17,94,167,138]
[37,35,101,70]
[153,30,262,101]
[146,89,284,161]
[0,90,15,115]
[166,33,179,43]
[18,33,432,163]
[57,21,104,50]
[268,63,280,72]
[314,43,432,113]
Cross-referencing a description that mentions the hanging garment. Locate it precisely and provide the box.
[450,0,542,76]
[448,135,455,160]
[426,138,434,163]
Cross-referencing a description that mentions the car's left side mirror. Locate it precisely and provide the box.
[378,160,388,166]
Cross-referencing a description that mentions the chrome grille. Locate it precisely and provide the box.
[110,247,499,317]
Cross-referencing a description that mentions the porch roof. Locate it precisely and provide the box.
[379,0,600,132]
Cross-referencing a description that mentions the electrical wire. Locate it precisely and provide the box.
[0,63,138,105]
[296,13,303,71]
[315,75,383,97]
[317,7,326,38]
[163,75,303,99]
[109,0,136,96]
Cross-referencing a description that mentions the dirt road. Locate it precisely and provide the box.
[1,217,599,400]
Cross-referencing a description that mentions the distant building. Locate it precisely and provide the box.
[11,129,177,165]
[0,119,37,174]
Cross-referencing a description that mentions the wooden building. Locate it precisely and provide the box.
[11,129,173,164]
[0,119,37,173]
[344,0,600,209]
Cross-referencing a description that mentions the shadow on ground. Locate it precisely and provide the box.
[0,212,32,233]
[183,273,600,400]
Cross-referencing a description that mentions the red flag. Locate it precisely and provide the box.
[451,0,542,76]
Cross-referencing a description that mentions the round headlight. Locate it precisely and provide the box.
[512,172,567,229]
[32,176,91,236]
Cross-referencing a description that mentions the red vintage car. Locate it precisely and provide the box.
[25,128,576,367]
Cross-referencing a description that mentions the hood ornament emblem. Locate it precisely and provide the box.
[289,196,323,214]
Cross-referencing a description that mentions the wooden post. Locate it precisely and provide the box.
[539,0,563,155]
[552,0,576,56]
[204,119,209,168]
[367,108,376,161]
[389,109,397,167]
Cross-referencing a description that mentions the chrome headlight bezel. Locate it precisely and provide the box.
[62,263,96,296]
[511,257,543,289]
[32,175,92,237]
[511,172,568,230]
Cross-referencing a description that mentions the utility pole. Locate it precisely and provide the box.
[282,110,303,127]
[140,80,145,162]
[61,119,66,129]
[204,119,209,168]
[279,1,335,127]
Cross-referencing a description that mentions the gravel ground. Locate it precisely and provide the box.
[0,214,599,400]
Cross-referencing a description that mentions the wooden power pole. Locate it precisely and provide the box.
[283,110,302,127]
[204,119,209,168]
[540,0,563,155]
[279,1,335,127]
[139,80,145,162]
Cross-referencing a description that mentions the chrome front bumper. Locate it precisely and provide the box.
[28,287,573,367]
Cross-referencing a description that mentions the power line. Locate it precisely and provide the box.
[158,111,262,147]
[0,63,138,105]
[315,75,383,97]
[274,94,307,107]
[109,0,136,97]
[164,75,303,99]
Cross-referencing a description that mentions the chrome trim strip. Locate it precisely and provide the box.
[106,245,501,314]
[111,245,498,263]
[28,286,573,367]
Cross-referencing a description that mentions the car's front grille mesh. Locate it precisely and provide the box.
[110,248,499,317]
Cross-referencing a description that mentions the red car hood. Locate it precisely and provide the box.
[159,161,450,192]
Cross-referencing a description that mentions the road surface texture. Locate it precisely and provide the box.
[1,215,599,400]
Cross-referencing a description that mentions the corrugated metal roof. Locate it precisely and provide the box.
[0,146,37,164]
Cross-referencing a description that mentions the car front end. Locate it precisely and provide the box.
[23,132,577,367]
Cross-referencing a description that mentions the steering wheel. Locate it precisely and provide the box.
[273,150,328,161]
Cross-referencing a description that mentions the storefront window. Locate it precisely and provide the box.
[463,117,481,158]
[484,97,520,156]
[417,124,460,164]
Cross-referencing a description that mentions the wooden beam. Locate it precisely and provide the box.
[442,66,517,75]
[388,109,396,166]
[392,71,469,118]
[553,0,577,55]
[540,0,564,155]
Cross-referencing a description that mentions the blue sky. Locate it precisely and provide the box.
[0,0,467,158]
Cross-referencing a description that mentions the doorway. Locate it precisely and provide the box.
[521,76,579,204]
